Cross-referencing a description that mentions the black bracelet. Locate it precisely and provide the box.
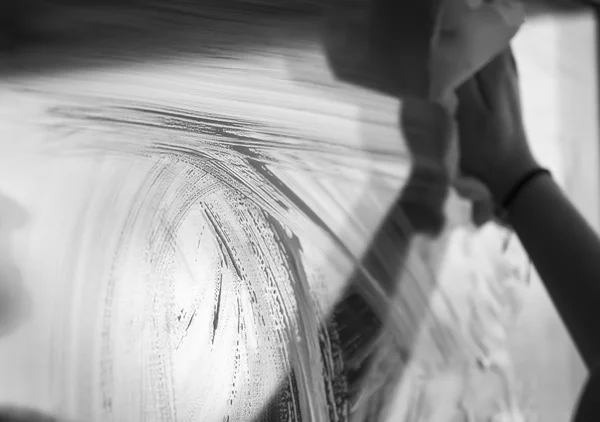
[501,167,551,210]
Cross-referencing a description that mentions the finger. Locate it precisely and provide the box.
[477,46,518,89]
[456,75,487,112]
[455,76,491,131]
[454,175,490,202]
[503,47,522,94]
[479,46,524,117]
[453,46,516,113]
[472,197,496,227]
[464,46,518,111]
[454,48,520,117]
[507,46,518,74]
[454,176,496,227]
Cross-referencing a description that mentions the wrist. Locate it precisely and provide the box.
[485,151,540,206]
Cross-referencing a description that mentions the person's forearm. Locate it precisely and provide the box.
[508,172,600,369]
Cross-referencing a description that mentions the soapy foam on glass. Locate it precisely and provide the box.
[0,1,532,420]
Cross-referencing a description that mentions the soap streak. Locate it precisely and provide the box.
[48,100,426,357]
[46,98,411,420]
[212,272,224,344]
[37,63,526,420]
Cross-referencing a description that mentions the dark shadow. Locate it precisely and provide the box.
[0,405,58,422]
[0,193,31,337]
[0,0,318,78]
[0,0,591,79]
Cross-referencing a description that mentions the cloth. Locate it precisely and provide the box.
[431,0,525,227]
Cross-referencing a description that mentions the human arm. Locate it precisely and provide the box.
[456,47,600,371]
[504,163,600,370]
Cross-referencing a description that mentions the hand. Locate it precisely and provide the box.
[455,46,538,204]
